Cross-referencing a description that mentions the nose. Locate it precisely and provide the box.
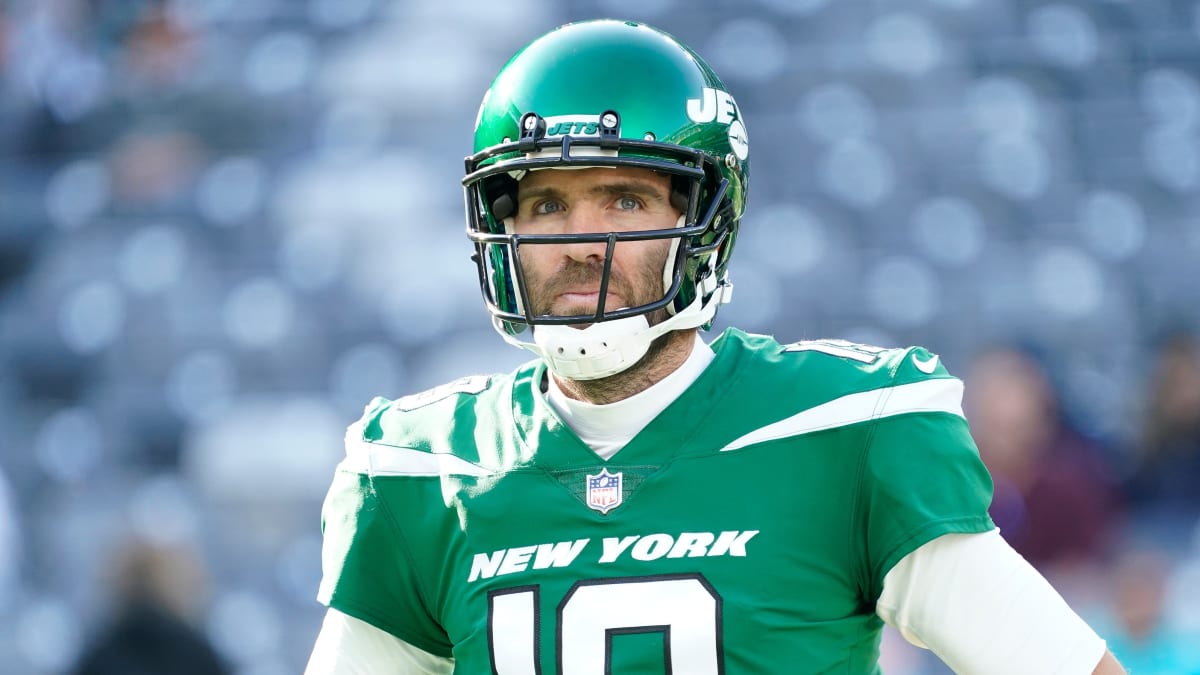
[561,204,609,263]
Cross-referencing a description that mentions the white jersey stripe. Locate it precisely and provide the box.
[341,435,491,477]
[719,378,964,453]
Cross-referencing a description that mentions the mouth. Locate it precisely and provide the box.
[552,291,625,316]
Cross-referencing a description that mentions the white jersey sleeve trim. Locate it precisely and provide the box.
[719,378,964,452]
[340,432,491,478]
[877,529,1106,675]
[305,608,454,675]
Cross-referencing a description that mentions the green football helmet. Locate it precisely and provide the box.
[462,19,750,379]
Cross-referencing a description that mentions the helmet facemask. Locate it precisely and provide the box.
[464,112,735,337]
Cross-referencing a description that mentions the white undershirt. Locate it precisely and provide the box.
[544,333,714,460]
[306,337,1107,674]
[877,529,1105,674]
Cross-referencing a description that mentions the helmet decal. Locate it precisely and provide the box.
[544,116,604,137]
[686,87,740,125]
[729,119,750,161]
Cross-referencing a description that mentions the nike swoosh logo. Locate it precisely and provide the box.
[912,353,939,374]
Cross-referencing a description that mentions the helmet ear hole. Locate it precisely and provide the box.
[484,174,519,224]
[669,190,689,216]
[669,176,690,215]
[491,193,515,221]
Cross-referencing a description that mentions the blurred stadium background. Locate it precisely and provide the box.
[2,0,1200,673]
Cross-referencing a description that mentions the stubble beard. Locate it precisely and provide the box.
[554,325,695,405]
[527,257,696,405]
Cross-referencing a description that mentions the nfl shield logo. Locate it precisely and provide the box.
[585,468,623,514]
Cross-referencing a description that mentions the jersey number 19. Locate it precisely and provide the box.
[488,574,724,674]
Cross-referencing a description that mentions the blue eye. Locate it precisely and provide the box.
[535,201,564,215]
[617,196,640,210]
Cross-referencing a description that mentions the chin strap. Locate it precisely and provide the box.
[495,281,732,381]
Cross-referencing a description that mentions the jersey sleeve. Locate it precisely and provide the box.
[857,349,996,600]
[306,608,454,675]
[316,462,453,657]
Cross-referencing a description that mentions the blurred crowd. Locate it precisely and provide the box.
[1,0,1198,673]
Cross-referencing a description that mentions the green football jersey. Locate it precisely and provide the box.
[318,329,995,673]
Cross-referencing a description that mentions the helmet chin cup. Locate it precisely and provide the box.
[533,317,654,381]
[509,291,720,381]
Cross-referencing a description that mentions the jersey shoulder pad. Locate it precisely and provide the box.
[778,338,952,389]
[710,332,965,454]
[388,374,495,414]
[353,372,509,459]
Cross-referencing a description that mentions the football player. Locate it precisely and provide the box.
[307,19,1125,674]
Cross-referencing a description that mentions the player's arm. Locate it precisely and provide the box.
[877,529,1125,675]
[305,608,453,675]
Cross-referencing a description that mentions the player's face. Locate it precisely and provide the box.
[513,167,680,323]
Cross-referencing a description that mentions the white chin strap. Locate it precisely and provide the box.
[496,282,731,380]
